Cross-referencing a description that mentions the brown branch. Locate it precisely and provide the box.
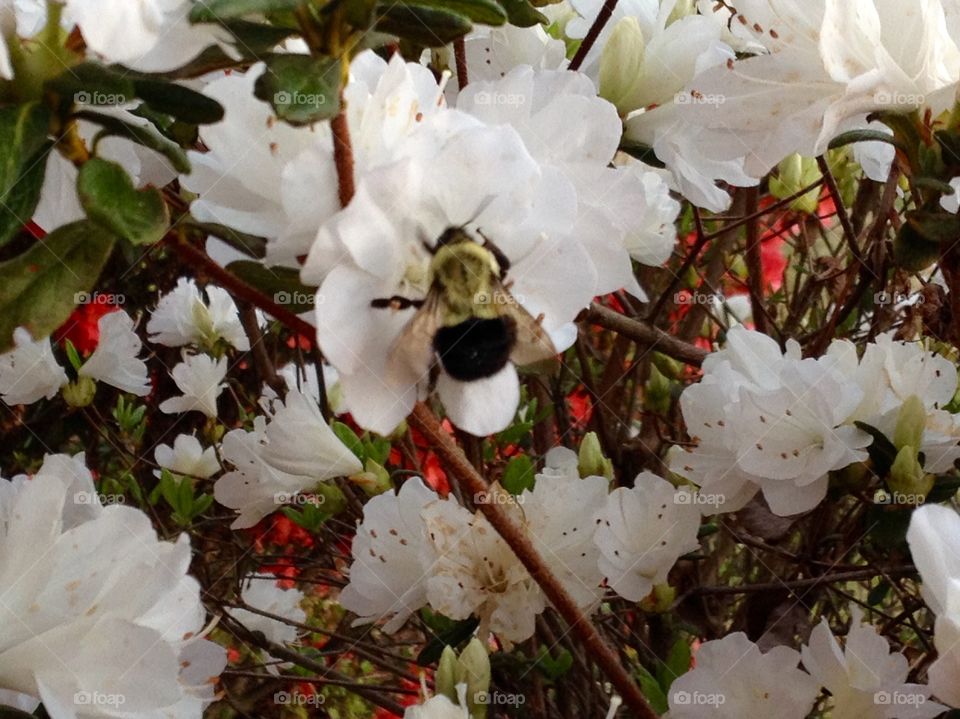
[454,37,469,89]
[332,93,355,207]
[743,186,769,334]
[408,403,658,719]
[162,234,316,339]
[686,565,915,597]
[569,0,619,71]
[585,303,708,366]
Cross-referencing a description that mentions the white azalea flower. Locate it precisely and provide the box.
[147,277,249,352]
[158,352,228,418]
[0,327,67,406]
[801,607,945,718]
[458,65,679,297]
[0,453,226,718]
[184,51,447,265]
[422,495,545,647]
[672,326,871,516]
[594,473,700,601]
[303,121,596,436]
[458,23,567,85]
[65,0,230,73]
[213,389,362,529]
[340,477,438,632]
[730,357,871,511]
[574,0,753,211]
[404,687,470,719]
[907,505,960,707]
[422,470,607,646]
[228,578,306,647]
[154,434,220,479]
[77,311,150,396]
[668,632,819,718]
[679,0,960,181]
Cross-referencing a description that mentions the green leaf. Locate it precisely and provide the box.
[657,638,691,692]
[253,55,341,126]
[0,220,116,351]
[132,78,225,124]
[190,0,305,22]
[374,3,473,46]
[0,103,51,247]
[77,158,169,246]
[854,421,897,477]
[45,62,136,106]
[0,141,51,248]
[635,664,669,715]
[225,259,317,312]
[331,421,365,462]
[867,580,891,606]
[77,109,191,174]
[501,455,535,495]
[417,614,480,665]
[496,0,546,26]
[405,0,505,25]
[534,647,573,681]
[188,221,267,258]
[827,129,904,152]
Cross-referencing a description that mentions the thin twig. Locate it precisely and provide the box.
[408,403,658,719]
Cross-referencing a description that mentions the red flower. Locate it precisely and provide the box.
[54,298,120,355]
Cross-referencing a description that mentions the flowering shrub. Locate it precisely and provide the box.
[3,1,960,718]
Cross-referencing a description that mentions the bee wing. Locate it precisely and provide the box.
[492,286,558,367]
[385,291,442,388]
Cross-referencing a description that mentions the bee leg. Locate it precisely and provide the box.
[370,296,425,310]
[476,230,511,277]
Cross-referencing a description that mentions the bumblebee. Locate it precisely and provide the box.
[372,228,557,385]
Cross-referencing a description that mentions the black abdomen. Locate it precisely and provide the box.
[434,317,517,381]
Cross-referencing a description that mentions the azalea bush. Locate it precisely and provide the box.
[7,0,960,718]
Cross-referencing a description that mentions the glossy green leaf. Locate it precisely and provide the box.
[77,158,169,246]
[496,0,546,26]
[76,109,191,174]
[375,3,473,46]
[133,78,225,124]
[253,55,341,126]
[226,259,318,313]
[0,220,116,351]
[501,454,535,495]
[406,0,506,25]
[189,0,304,22]
[45,62,136,106]
[0,103,51,247]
